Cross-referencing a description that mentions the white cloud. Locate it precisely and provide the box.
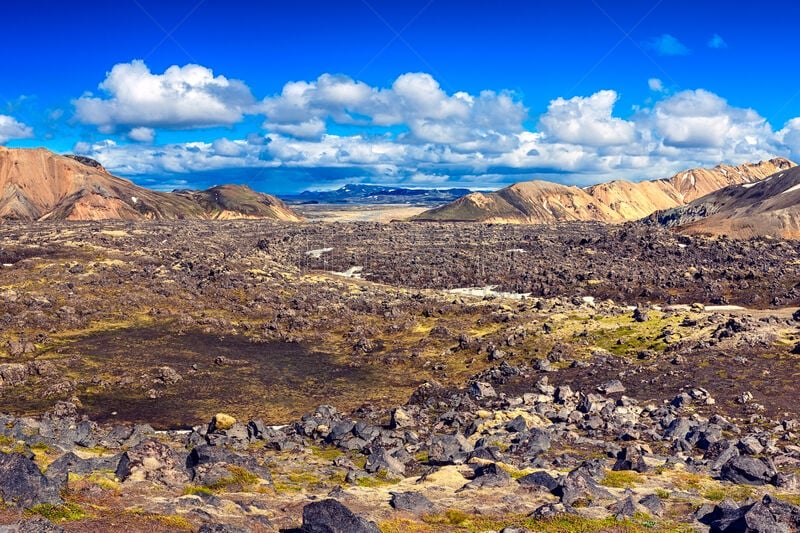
[539,90,636,146]
[648,90,774,157]
[646,34,691,56]
[73,60,255,132]
[259,72,527,146]
[128,127,155,143]
[777,118,800,161]
[0,115,34,143]
[71,68,796,191]
[648,78,664,92]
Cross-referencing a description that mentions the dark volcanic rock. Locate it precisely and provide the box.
[300,498,380,533]
[428,433,474,465]
[115,438,190,487]
[389,491,435,513]
[720,456,777,486]
[0,452,63,507]
[518,470,559,492]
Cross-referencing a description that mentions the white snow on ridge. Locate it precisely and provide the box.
[741,183,758,189]
[781,183,800,195]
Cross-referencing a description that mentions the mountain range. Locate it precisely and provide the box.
[647,165,800,239]
[412,158,796,224]
[280,184,474,206]
[0,147,303,222]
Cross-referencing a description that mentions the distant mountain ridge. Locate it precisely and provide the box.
[412,158,796,223]
[0,147,303,222]
[646,165,800,239]
[281,184,474,205]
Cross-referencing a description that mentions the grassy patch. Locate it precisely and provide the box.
[600,469,645,489]
[28,503,86,522]
[310,445,343,461]
[182,485,215,496]
[355,469,401,488]
[203,465,260,492]
[703,484,755,502]
[153,514,193,530]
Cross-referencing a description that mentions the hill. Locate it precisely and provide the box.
[412,158,795,223]
[647,165,800,238]
[0,147,303,222]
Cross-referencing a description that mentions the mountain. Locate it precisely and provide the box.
[0,147,303,222]
[281,184,474,206]
[412,158,795,223]
[646,165,800,239]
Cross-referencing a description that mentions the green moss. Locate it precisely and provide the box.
[28,503,86,522]
[355,469,401,488]
[600,469,645,488]
[183,485,215,496]
[310,445,343,461]
[703,485,754,502]
[204,465,261,491]
[154,514,193,530]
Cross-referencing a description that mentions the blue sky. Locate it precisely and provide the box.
[3,0,800,193]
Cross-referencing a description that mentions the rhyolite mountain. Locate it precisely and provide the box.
[280,183,474,206]
[0,147,304,222]
[411,158,795,223]
[647,165,800,239]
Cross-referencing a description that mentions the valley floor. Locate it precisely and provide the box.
[0,220,799,532]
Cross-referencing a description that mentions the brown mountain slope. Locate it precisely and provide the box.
[647,165,800,239]
[0,147,303,222]
[412,158,795,223]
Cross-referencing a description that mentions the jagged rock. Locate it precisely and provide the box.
[518,470,559,492]
[720,456,777,486]
[300,498,380,533]
[389,491,434,513]
[186,444,272,486]
[639,493,664,517]
[0,452,63,507]
[459,463,511,490]
[390,407,414,429]
[553,467,614,506]
[609,495,637,519]
[45,452,122,485]
[469,381,497,399]
[701,495,800,532]
[364,447,406,476]
[598,379,625,394]
[613,446,648,473]
[511,428,551,456]
[115,438,190,487]
[428,433,474,465]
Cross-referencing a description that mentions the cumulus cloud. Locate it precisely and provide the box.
[259,72,527,147]
[128,127,155,143]
[647,34,690,56]
[648,78,665,92]
[539,91,636,146]
[648,89,774,157]
[73,60,255,133]
[0,115,34,143]
[708,34,728,49]
[71,67,796,191]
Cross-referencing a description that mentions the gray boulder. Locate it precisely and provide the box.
[300,498,380,533]
[0,452,63,508]
[720,456,776,486]
[389,491,434,513]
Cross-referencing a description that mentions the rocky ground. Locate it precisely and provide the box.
[1,220,800,531]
